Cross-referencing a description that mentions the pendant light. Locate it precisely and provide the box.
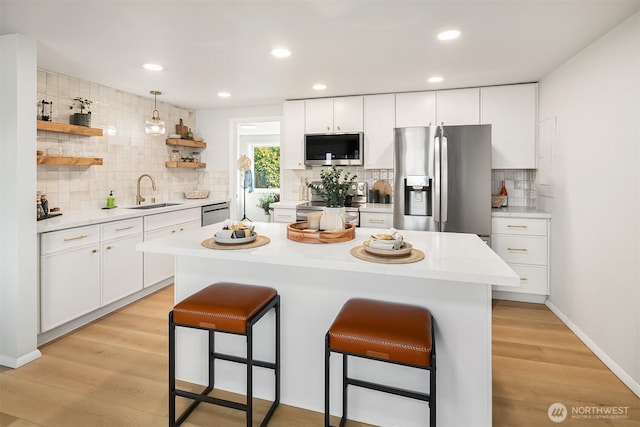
[145,90,166,135]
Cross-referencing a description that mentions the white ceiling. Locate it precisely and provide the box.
[1,0,638,110]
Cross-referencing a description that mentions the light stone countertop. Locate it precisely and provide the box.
[492,206,551,219]
[138,222,519,287]
[37,198,229,233]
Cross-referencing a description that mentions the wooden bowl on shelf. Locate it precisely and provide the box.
[287,222,355,244]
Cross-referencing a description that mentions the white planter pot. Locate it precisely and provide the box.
[320,207,345,231]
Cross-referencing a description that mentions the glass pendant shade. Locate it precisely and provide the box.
[145,91,166,135]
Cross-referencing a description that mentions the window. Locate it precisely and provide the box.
[252,144,280,190]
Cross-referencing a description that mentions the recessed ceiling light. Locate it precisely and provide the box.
[427,76,444,83]
[437,30,460,41]
[142,63,163,71]
[217,92,231,98]
[313,83,327,91]
[271,48,291,58]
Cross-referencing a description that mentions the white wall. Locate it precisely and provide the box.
[0,34,41,367]
[538,12,640,393]
[196,105,283,219]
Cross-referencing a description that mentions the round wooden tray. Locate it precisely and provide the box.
[287,221,355,244]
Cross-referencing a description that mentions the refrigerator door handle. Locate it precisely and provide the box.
[434,135,440,224]
[441,135,448,225]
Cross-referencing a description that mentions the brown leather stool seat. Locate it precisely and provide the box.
[325,298,436,426]
[169,282,280,427]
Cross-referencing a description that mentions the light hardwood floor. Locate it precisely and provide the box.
[0,287,637,426]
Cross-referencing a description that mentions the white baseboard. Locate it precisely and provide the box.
[492,290,547,304]
[0,349,42,369]
[545,300,640,398]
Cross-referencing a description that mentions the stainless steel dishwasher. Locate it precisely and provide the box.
[201,201,230,226]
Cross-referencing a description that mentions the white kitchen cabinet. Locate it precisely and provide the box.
[305,96,363,134]
[143,208,201,288]
[360,211,393,229]
[364,94,395,169]
[282,100,306,170]
[436,88,480,125]
[481,83,537,169]
[492,216,549,298]
[101,218,143,306]
[272,207,297,223]
[395,92,436,128]
[40,225,101,332]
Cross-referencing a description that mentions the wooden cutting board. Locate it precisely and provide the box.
[175,118,188,138]
[372,179,392,196]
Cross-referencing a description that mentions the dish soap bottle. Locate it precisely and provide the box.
[499,180,508,207]
[107,190,115,208]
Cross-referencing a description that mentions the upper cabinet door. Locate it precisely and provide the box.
[395,92,436,127]
[282,100,306,170]
[305,98,334,133]
[364,94,395,169]
[436,88,480,125]
[481,84,537,169]
[333,96,363,133]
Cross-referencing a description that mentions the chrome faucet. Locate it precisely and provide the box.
[136,174,157,205]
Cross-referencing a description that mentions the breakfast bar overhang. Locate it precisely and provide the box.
[138,222,519,426]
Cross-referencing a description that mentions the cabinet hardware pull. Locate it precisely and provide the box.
[116,226,134,232]
[64,235,88,241]
[337,125,341,131]
[369,219,385,223]
[507,225,528,229]
[520,277,528,281]
[106,246,112,250]
[179,228,184,232]
[277,214,291,218]
[171,230,176,233]
[508,247,528,252]
[91,249,98,253]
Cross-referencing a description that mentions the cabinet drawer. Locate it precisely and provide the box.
[41,225,100,255]
[101,217,143,240]
[360,212,393,229]
[492,235,547,265]
[144,207,200,231]
[273,209,296,223]
[493,264,547,295]
[492,217,547,236]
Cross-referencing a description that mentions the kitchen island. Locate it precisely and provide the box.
[138,222,519,426]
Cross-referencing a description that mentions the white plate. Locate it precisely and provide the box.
[214,232,257,244]
[363,242,413,257]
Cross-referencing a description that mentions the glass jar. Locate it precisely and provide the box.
[192,151,201,163]
[171,150,180,162]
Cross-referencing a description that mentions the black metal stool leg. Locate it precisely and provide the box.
[324,334,330,427]
[340,354,348,427]
[209,330,215,388]
[246,324,253,427]
[169,311,176,427]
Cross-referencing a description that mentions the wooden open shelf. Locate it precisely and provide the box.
[166,138,206,148]
[165,161,206,169]
[37,120,103,136]
[37,155,103,166]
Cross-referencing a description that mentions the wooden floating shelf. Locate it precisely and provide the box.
[37,120,103,136]
[165,161,206,169]
[37,155,103,166]
[166,138,206,148]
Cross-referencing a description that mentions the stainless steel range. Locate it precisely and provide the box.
[296,181,367,226]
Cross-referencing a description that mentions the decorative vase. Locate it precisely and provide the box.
[320,207,345,231]
[71,113,91,127]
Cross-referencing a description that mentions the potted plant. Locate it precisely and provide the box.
[69,97,92,127]
[256,192,280,215]
[306,165,357,230]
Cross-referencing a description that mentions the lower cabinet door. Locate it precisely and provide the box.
[493,264,548,295]
[41,246,101,332]
[102,234,143,305]
[144,220,200,287]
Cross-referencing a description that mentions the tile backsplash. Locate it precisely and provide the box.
[492,169,537,207]
[36,69,225,214]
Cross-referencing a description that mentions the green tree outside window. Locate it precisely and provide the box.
[253,146,280,189]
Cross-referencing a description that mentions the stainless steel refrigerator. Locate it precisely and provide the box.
[393,125,492,240]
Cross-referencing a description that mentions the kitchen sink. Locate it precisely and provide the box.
[127,203,183,210]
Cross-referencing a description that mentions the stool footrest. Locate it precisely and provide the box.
[346,377,431,402]
[213,352,277,370]
[175,388,247,412]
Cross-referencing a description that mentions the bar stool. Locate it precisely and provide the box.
[169,282,280,427]
[325,298,436,426]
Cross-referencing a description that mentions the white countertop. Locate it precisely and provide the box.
[138,222,519,287]
[37,198,229,233]
[492,206,551,218]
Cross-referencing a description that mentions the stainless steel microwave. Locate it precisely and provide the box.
[304,133,364,166]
